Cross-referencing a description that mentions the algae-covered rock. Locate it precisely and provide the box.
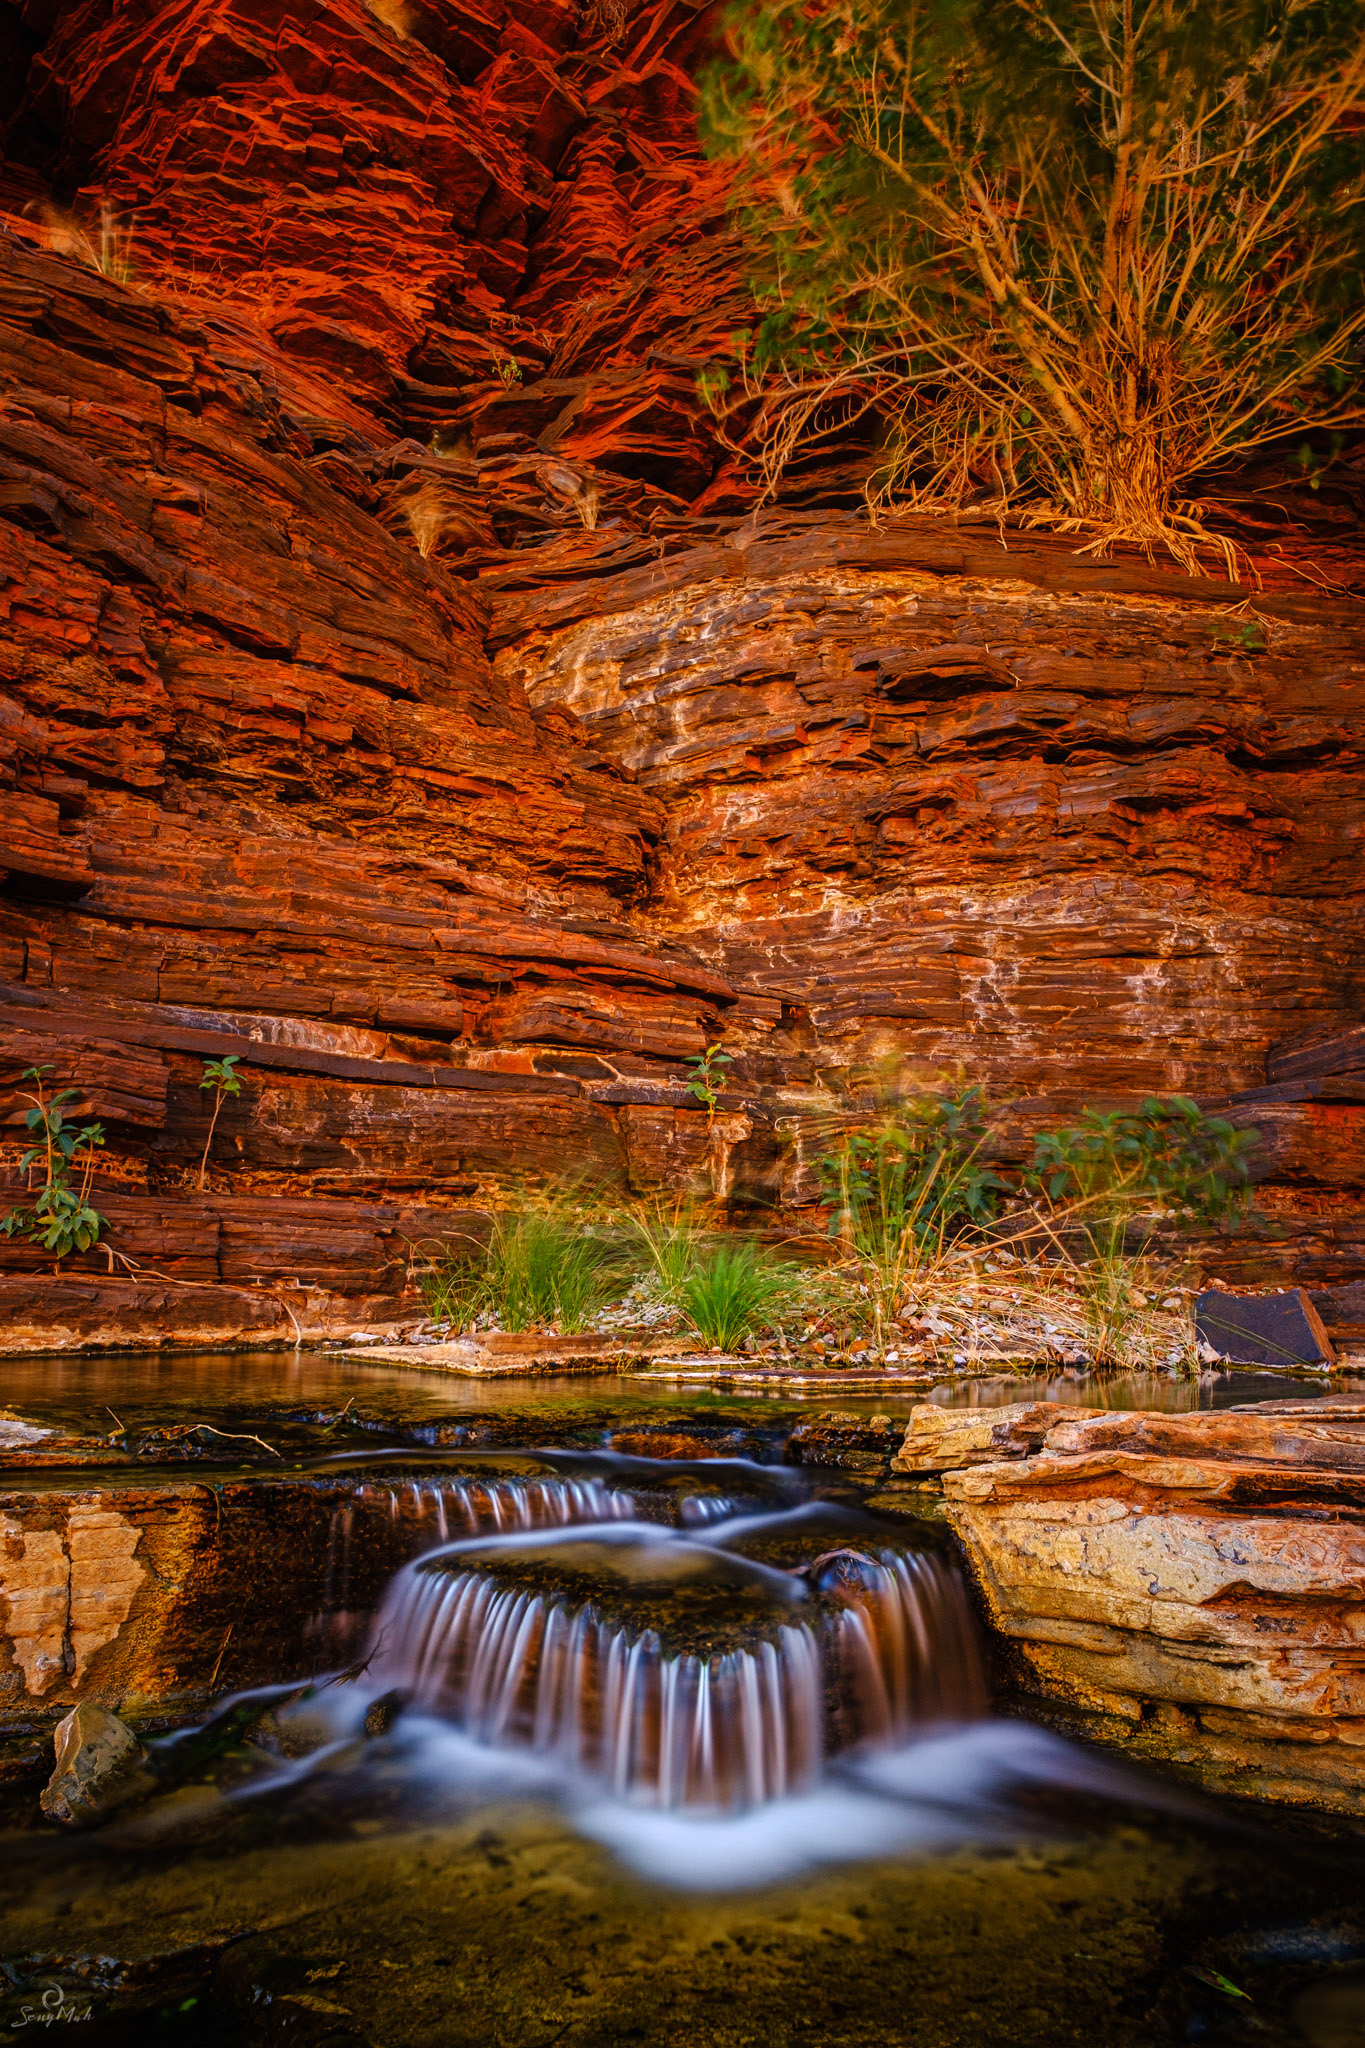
[41,1702,154,1827]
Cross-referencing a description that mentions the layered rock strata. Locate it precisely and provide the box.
[0,1466,457,1766]
[0,0,1361,1345]
[890,1398,1365,1811]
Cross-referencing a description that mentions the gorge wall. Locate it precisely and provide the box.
[0,0,1362,1345]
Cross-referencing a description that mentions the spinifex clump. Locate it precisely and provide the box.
[702,0,1365,569]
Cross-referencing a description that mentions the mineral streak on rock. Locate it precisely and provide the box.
[0,0,1362,1344]
[897,1399,1365,1811]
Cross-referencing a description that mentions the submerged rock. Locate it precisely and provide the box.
[248,1696,338,1761]
[40,1702,154,1827]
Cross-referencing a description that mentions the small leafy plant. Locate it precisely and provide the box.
[685,1042,734,1121]
[815,1083,1009,1352]
[819,1085,1008,1259]
[1,1065,107,1261]
[1028,1096,1257,1365]
[197,1055,241,1191]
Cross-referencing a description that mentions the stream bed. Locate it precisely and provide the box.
[1,1352,1361,2048]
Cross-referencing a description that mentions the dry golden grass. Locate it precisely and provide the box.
[703,0,1365,573]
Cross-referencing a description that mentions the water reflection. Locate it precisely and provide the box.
[0,1346,1340,1450]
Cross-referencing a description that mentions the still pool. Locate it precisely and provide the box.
[0,1344,1333,1444]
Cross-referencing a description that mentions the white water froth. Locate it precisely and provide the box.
[366,1512,988,1814]
[275,1467,1193,1891]
[331,1712,1183,1891]
[402,1583,822,1808]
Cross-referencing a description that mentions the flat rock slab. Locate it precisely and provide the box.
[0,1414,51,1449]
[631,1361,940,1389]
[1196,1286,1336,1367]
[341,1332,674,1376]
[0,1277,296,1355]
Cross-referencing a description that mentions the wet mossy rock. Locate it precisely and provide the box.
[418,1526,808,1656]
[0,1468,504,1754]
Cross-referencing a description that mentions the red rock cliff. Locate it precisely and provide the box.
[0,0,1361,1344]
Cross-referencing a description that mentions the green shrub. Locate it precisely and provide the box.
[818,1085,1007,1262]
[1028,1096,1257,1367]
[1029,1096,1257,1228]
[630,1202,797,1351]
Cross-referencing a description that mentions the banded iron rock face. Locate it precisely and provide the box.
[0,0,1362,1343]
[0,1469,465,1757]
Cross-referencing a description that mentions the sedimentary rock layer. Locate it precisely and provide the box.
[0,0,1361,1339]
[893,1398,1365,1811]
[0,1469,443,1761]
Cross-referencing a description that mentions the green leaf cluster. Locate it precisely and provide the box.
[685,1042,734,1116]
[817,1084,1008,1261]
[2,1065,107,1259]
[199,1054,242,1096]
[1029,1096,1258,1227]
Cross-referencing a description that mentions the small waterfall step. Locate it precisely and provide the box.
[366,1511,987,1811]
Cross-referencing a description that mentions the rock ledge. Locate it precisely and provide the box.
[898,1398,1365,1810]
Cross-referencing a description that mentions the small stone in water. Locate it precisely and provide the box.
[363,1690,408,1738]
[249,1700,334,1760]
[41,1702,153,1828]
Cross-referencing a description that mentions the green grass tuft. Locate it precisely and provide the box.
[675,1241,795,1352]
[417,1207,622,1335]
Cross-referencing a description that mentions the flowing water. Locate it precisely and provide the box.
[2,1358,1364,2047]
[360,1501,985,1811]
